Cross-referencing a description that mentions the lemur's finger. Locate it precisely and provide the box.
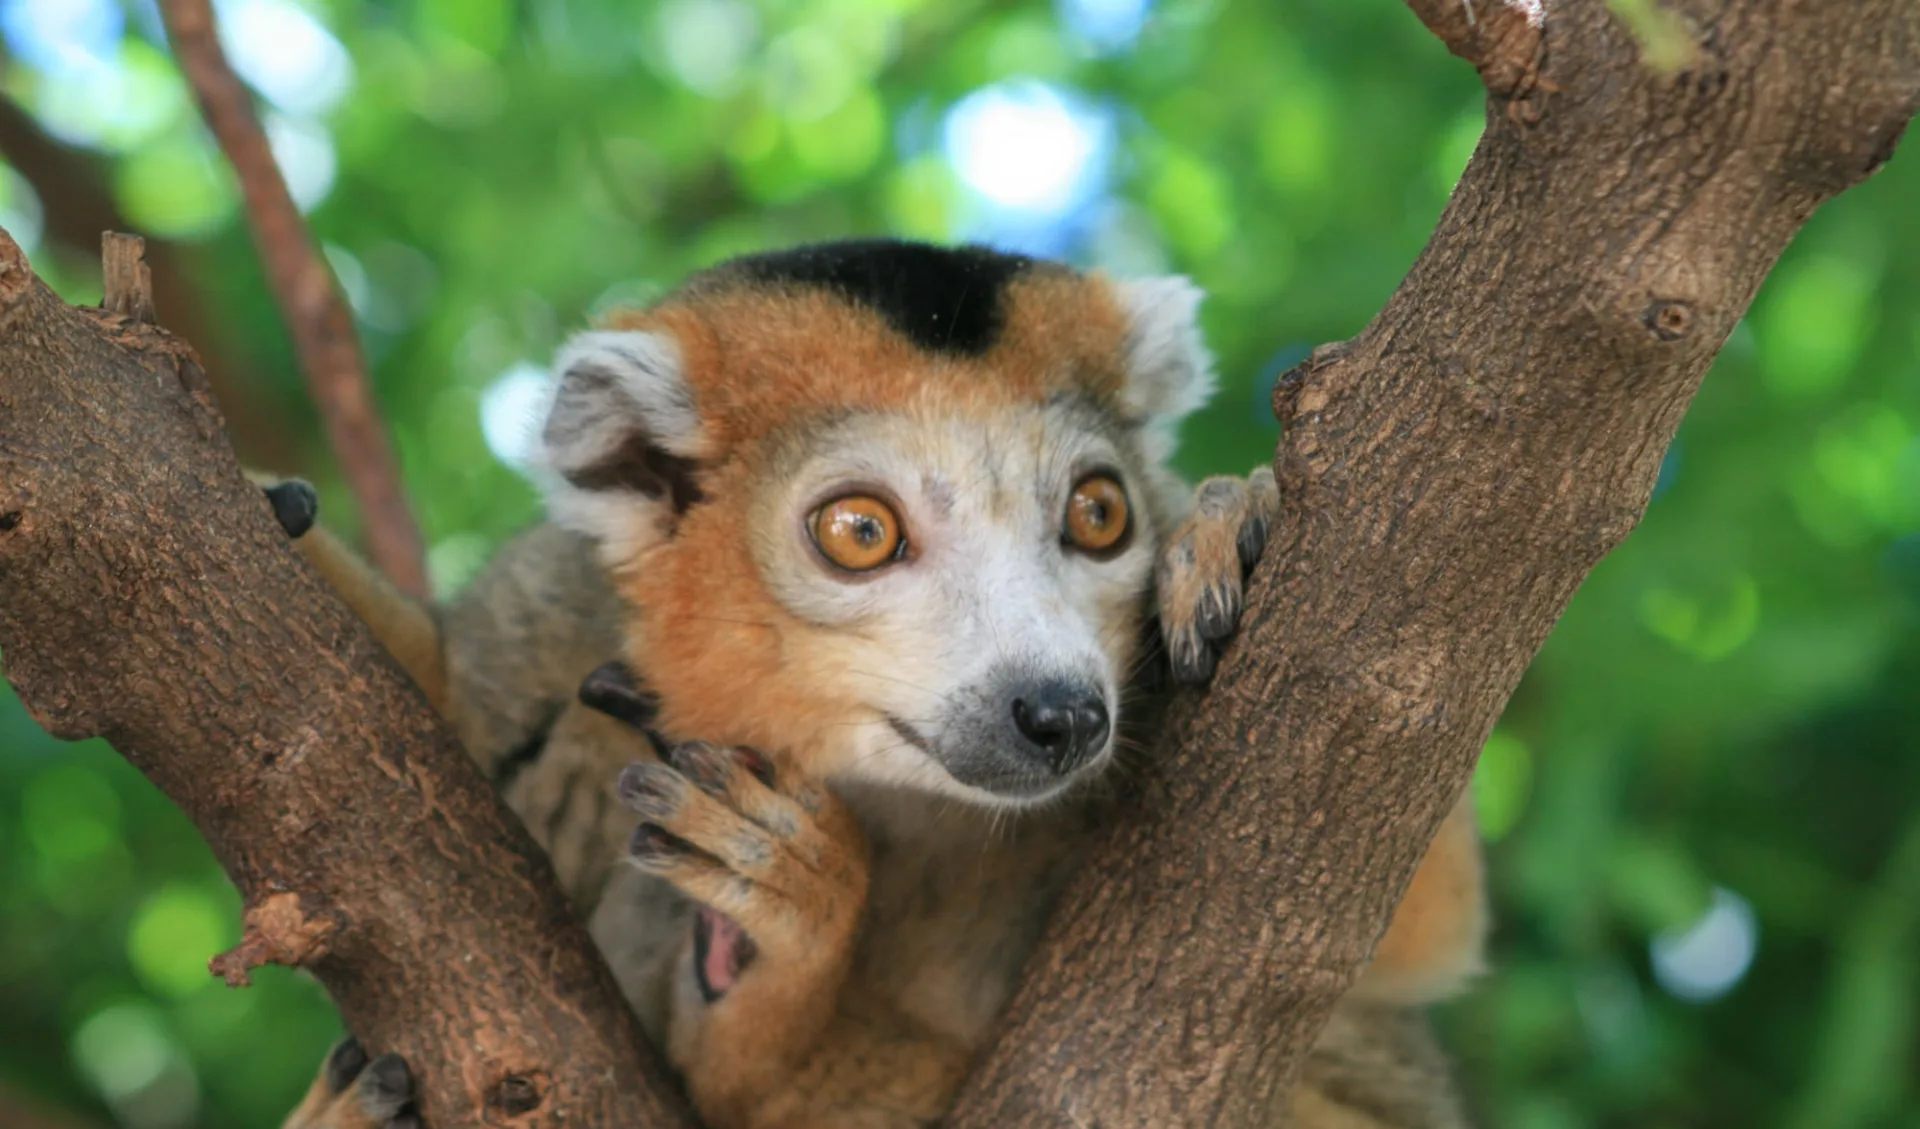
[1156,535,1216,684]
[263,478,319,539]
[1239,464,1280,571]
[282,1039,417,1129]
[354,1056,417,1124]
[618,760,790,888]
[625,823,793,943]
[1158,475,1252,682]
[669,742,837,869]
[323,1037,369,1095]
[578,660,660,730]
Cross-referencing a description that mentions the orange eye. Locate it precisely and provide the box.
[1064,475,1130,555]
[811,495,906,572]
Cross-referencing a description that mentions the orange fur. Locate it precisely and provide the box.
[601,271,1138,456]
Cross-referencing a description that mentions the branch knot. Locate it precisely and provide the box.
[209,891,342,987]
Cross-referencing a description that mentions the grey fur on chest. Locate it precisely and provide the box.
[841,784,1098,1044]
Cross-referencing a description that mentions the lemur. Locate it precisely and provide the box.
[264,240,1488,1129]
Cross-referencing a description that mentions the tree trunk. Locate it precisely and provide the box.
[0,233,693,1127]
[946,0,1917,1125]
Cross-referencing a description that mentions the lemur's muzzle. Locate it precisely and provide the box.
[1009,680,1110,776]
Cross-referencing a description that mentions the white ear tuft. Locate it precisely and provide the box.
[532,329,709,559]
[1112,276,1218,425]
[541,330,705,470]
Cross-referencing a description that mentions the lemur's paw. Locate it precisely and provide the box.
[261,477,319,539]
[616,743,869,1001]
[1157,465,1280,684]
[282,1038,419,1129]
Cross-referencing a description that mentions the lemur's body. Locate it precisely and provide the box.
[276,241,1486,1129]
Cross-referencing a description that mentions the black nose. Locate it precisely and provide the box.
[1010,683,1111,774]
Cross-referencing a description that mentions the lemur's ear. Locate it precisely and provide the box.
[537,329,710,556]
[1111,276,1217,425]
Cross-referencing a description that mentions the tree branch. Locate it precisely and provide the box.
[0,91,305,469]
[946,1,1919,1125]
[0,230,692,1128]
[157,0,428,598]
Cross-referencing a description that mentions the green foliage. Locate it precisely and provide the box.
[0,0,1916,1125]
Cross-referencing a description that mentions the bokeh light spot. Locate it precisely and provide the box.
[115,132,241,238]
[264,112,337,213]
[1758,251,1879,398]
[480,362,552,470]
[73,1003,174,1099]
[216,0,354,116]
[1058,0,1153,53]
[944,81,1110,216]
[1473,730,1534,843]
[1637,574,1760,661]
[1,0,122,77]
[1650,886,1759,1003]
[128,885,233,998]
[655,0,760,96]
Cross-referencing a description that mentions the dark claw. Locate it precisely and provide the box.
[671,741,732,797]
[1236,513,1269,572]
[641,728,674,760]
[263,479,319,539]
[358,1053,414,1120]
[733,746,776,789]
[1195,584,1240,642]
[578,661,660,730]
[628,822,693,866]
[1168,629,1216,685]
[616,763,682,820]
[323,1036,367,1094]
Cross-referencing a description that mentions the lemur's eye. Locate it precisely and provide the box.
[811,495,907,572]
[1064,474,1130,556]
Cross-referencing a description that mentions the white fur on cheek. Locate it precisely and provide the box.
[1112,276,1218,425]
[541,484,671,570]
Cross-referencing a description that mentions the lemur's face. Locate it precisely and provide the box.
[536,241,1215,810]
[735,399,1158,806]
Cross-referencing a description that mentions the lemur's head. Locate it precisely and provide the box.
[536,240,1213,809]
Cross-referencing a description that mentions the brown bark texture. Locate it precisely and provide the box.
[159,0,429,598]
[0,93,305,467]
[0,234,692,1127]
[946,0,1918,1126]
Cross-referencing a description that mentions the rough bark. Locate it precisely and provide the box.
[159,0,428,598]
[0,233,692,1127]
[946,1,1918,1125]
[0,93,304,467]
